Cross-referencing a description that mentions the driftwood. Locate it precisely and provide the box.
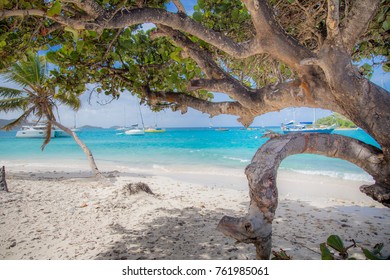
[0,166,8,192]
[123,182,154,196]
[360,184,390,207]
[217,133,390,259]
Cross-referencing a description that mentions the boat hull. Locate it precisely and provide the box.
[124,129,145,136]
[282,128,334,134]
[16,130,55,138]
[145,128,165,133]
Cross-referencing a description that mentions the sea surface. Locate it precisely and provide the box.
[0,127,379,182]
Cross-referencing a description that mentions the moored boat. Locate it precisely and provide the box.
[281,121,335,134]
[16,124,70,138]
[124,124,145,136]
[145,127,166,133]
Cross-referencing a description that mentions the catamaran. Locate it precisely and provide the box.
[16,124,70,138]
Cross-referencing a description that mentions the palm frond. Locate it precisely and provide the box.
[0,97,29,112]
[41,121,52,151]
[4,55,45,89]
[54,91,81,111]
[0,86,24,98]
[1,107,34,131]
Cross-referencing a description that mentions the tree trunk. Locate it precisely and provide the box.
[52,121,103,179]
[0,166,8,192]
[218,133,390,259]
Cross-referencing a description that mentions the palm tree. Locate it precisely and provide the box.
[0,54,102,178]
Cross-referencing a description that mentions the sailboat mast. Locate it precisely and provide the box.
[313,108,316,128]
[138,101,145,129]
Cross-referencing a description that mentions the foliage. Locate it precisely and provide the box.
[320,235,390,260]
[316,113,357,128]
[272,235,390,260]
[0,54,81,149]
[0,0,388,103]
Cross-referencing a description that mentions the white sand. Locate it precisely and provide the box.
[0,161,389,260]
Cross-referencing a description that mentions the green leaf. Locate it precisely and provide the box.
[362,248,382,260]
[382,17,390,31]
[326,235,345,253]
[47,1,62,17]
[320,243,334,260]
[192,11,203,22]
[0,41,6,48]
[64,27,79,42]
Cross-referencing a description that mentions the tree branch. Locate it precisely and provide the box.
[341,0,381,52]
[62,0,106,19]
[154,25,225,79]
[218,133,390,259]
[172,0,186,14]
[241,0,314,71]
[108,8,257,58]
[141,87,255,126]
[0,8,95,30]
[326,0,340,39]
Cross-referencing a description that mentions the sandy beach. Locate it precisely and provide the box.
[0,160,389,260]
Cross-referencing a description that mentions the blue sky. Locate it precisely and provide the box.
[0,1,389,128]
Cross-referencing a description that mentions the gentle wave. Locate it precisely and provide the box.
[282,168,374,182]
[223,156,250,163]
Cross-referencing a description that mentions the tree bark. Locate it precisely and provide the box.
[52,120,103,179]
[218,133,390,259]
[0,166,8,192]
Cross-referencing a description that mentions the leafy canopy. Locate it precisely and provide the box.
[0,0,388,106]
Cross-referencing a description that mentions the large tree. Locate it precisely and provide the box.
[1,0,389,259]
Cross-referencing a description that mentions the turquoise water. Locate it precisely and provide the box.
[0,127,379,181]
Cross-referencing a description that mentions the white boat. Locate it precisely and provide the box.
[16,124,70,138]
[16,124,54,138]
[281,108,335,134]
[124,100,145,136]
[281,121,335,134]
[124,124,145,136]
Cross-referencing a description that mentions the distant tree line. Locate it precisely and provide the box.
[316,113,357,128]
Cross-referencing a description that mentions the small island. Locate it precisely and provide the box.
[316,113,357,129]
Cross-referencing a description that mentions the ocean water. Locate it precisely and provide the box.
[0,127,379,182]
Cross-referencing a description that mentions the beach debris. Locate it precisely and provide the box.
[122,182,154,196]
[0,166,9,192]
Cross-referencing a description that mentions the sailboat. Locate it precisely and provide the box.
[145,114,166,133]
[281,108,335,134]
[124,101,145,136]
[124,124,145,135]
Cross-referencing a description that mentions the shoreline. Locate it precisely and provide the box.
[0,160,389,260]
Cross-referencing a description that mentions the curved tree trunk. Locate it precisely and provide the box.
[217,133,390,259]
[52,120,103,179]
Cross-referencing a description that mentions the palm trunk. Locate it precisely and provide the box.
[52,120,103,178]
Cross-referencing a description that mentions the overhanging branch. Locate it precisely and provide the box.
[341,0,381,52]
[141,87,255,126]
